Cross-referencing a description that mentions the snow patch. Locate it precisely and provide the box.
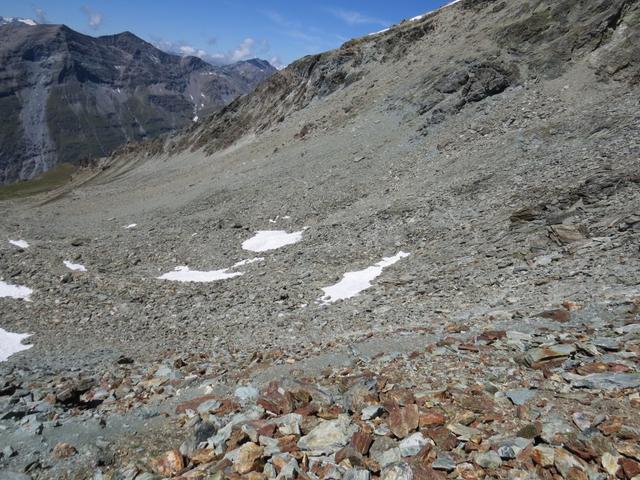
[242,230,304,252]
[19,18,37,26]
[0,328,32,362]
[368,27,390,36]
[409,0,462,21]
[193,115,199,122]
[158,266,243,283]
[368,0,462,36]
[0,280,33,301]
[319,252,410,304]
[8,239,29,249]
[159,256,266,283]
[64,261,87,272]
[123,224,137,229]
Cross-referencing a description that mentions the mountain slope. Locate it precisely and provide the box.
[0,0,639,478]
[0,22,275,183]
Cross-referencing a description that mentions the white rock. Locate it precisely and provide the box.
[399,432,431,457]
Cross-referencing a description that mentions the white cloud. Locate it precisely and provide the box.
[81,5,103,30]
[230,37,256,62]
[152,36,281,68]
[327,8,389,27]
[32,5,48,24]
[269,56,287,70]
[179,45,207,58]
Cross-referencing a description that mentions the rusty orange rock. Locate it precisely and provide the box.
[420,411,446,428]
[52,442,77,459]
[388,404,419,438]
[150,449,185,477]
[233,442,264,474]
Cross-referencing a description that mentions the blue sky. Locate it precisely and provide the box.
[0,1,450,67]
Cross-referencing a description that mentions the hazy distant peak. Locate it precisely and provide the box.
[0,16,38,26]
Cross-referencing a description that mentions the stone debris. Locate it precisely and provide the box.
[2,293,639,479]
[0,293,639,480]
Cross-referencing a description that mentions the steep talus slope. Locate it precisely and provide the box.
[1,0,637,363]
[168,0,637,156]
[0,0,639,477]
[0,23,275,184]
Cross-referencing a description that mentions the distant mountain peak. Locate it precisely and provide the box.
[0,21,277,184]
[0,16,38,26]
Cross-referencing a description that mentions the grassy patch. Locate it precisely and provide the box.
[0,163,77,200]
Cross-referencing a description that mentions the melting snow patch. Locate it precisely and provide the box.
[369,0,462,35]
[368,27,390,36]
[64,261,87,272]
[409,0,462,21]
[319,251,410,304]
[158,266,243,283]
[0,280,33,301]
[0,328,32,362]
[242,230,303,252]
[232,258,265,269]
[9,239,29,249]
[123,224,137,229]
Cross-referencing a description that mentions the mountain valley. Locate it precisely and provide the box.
[0,1,639,478]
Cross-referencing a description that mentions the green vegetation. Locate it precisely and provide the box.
[0,163,77,200]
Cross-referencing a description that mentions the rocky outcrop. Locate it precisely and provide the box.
[0,23,275,183]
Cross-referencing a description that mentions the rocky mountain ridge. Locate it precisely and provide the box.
[0,20,275,184]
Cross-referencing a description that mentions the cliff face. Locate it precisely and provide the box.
[0,23,275,183]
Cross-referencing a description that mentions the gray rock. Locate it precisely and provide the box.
[497,438,531,459]
[380,462,414,480]
[297,415,353,454]
[133,474,162,480]
[432,452,456,472]
[398,432,431,457]
[1,445,17,458]
[259,436,281,456]
[361,405,383,421]
[0,473,32,480]
[571,412,591,431]
[270,413,302,435]
[540,417,575,445]
[370,436,398,463]
[154,366,181,379]
[524,344,576,367]
[276,458,299,480]
[563,372,640,390]
[196,399,221,415]
[263,463,277,479]
[378,447,402,468]
[554,448,585,478]
[234,385,259,402]
[208,407,264,452]
[344,469,371,480]
[592,338,620,351]
[615,324,640,334]
[475,450,502,468]
[447,422,482,441]
[505,388,537,406]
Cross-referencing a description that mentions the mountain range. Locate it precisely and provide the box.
[0,17,275,184]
